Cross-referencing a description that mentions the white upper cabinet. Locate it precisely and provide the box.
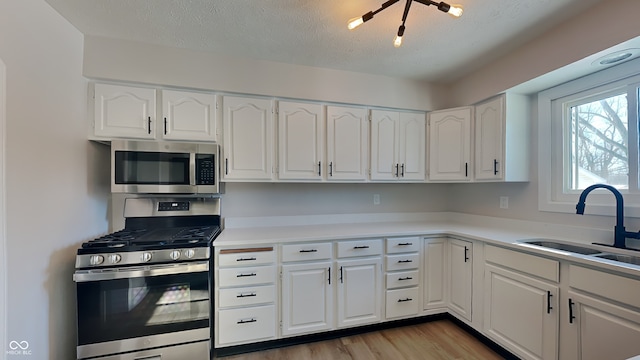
[93,83,157,140]
[93,84,219,142]
[222,96,274,181]
[277,101,324,181]
[326,106,369,181]
[474,93,529,181]
[161,89,217,141]
[399,112,426,181]
[428,106,472,181]
[371,110,426,181]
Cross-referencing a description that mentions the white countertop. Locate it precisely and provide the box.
[214,212,640,277]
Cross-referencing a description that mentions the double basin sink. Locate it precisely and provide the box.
[520,239,640,266]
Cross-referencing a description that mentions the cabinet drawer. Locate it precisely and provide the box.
[386,270,419,289]
[282,242,332,262]
[569,265,640,309]
[337,239,383,258]
[386,287,420,319]
[218,285,275,308]
[218,266,276,287]
[217,305,276,345]
[386,237,421,253]
[485,245,559,283]
[218,248,275,267]
[386,253,420,271]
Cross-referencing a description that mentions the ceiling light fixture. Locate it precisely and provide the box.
[348,0,463,47]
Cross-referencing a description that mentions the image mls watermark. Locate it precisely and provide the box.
[6,341,32,356]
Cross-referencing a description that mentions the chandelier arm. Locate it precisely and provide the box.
[413,0,439,7]
[372,0,403,16]
[400,0,413,24]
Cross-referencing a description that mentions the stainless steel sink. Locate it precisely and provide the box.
[594,253,640,265]
[521,240,602,255]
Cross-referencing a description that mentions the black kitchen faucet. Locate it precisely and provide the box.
[576,183,640,249]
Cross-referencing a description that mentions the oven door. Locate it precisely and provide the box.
[74,262,210,359]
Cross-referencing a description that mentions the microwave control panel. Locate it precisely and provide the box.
[195,154,216,185]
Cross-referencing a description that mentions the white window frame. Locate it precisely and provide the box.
[539,56,640,217]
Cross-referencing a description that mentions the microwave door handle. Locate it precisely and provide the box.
[189,153,196,186]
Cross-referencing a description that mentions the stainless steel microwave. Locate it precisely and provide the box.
[111,140,220,194]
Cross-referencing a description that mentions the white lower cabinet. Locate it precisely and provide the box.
[564,265,640,360]
[336,257,382,328]
[217,305,277,345]
[281,239,384,337]
[484,245,559,360]
[423,237,446,310]
[384,237,421,320]
[215,247,277,347]
[281,260,333,336]
[448,239,472,322]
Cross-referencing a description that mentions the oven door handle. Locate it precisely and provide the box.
[73,261,209,282]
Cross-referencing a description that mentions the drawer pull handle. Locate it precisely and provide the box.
[353,246,370,249]
[398,277,413,281]
[237,318,257,324]
[236,257,257,262]
[397,260,413,263]
[398,298,413,302]
[237,292,257,298]
[398,242,413,246]
[237,273,257,278]
[299,249,318,253]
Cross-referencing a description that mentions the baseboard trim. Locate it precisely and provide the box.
[214,313,517,359]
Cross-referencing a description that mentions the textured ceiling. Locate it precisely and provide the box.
[45,0,602,83]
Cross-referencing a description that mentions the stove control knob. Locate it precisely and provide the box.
[90,255,104,266]
[141,252,152,263]
[109,254,121,264]
[184,249,196,259]
[169,250,181,260]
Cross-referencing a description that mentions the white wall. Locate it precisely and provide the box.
[447,0,640,106]
[222,182,451,218]
[0,57,6,360]
[0,1,110,359]
[82,36,449,112]
[444,0,640,232]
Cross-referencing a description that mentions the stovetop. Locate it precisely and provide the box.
[78,224,220,254]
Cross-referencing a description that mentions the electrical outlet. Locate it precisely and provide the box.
[500,196,509,209]
[373,194,380,205]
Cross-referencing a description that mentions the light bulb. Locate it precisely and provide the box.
[448,4,463,17]
[348,16,364,30]
[393,35,403,48]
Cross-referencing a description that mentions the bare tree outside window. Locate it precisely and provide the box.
[568,92,628,190]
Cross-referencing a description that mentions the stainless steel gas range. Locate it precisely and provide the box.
[73,197,221,360]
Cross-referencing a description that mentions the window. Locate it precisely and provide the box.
[539,57,640,216]
[565,89,632,191]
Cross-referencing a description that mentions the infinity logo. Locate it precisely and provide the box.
[9,341,29,350]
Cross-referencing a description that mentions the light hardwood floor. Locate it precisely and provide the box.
[218,319,506,360]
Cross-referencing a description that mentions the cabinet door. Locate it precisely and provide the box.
[484,264,558,360]
[398,112,426,181]
[277,101,324,180]
[336,257,382,328]
[281,262,333,336]
[475,95,504,180]
[94,83,156,139]
[370,110,399,180]
[448,239,472,321]
[567,291,640,360]
[222,96,274,181]
[326,106,368,181]
[423,238,446,310]
[161,90,217,141]
[428,107,472,181]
